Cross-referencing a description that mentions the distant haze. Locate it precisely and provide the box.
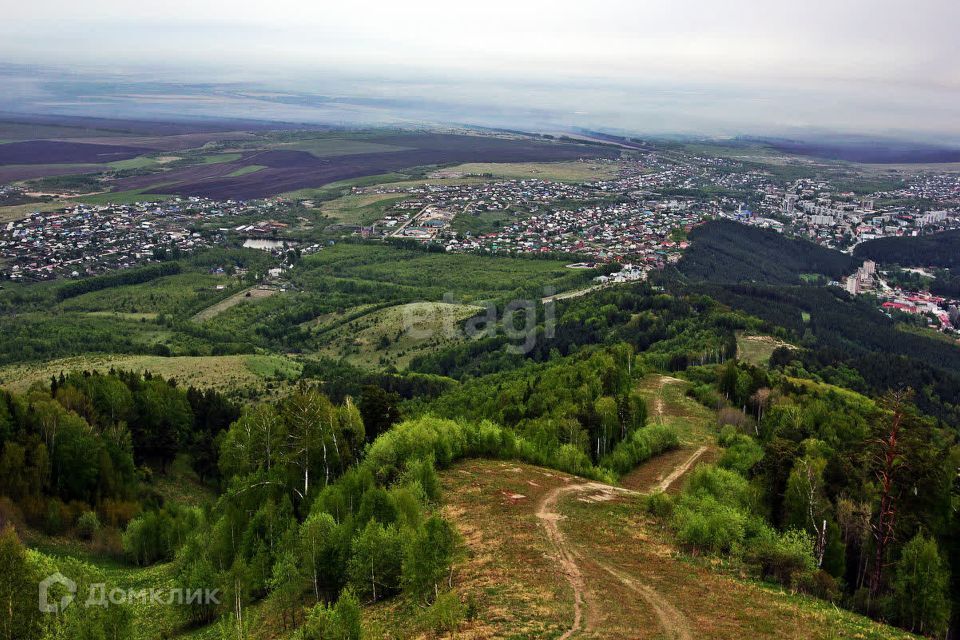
[0,0,958,141]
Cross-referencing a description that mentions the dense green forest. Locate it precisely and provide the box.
[677,220,858,285]
[855,230,960,270]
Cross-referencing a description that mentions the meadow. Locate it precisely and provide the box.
[0,353,301,394]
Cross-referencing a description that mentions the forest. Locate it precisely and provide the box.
[855,230,960,270]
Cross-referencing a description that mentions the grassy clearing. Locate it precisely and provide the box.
[313,302,481,369]
[736,332,794,366]
[445,160,618,182]
[191,286,278,322]
[299,243,592,302]
[85,311,160,321]
[199,153,242,164]
[451,207,519,236]
[61,271,241,316]
[318,193,409,226]
[0,353,301,394]
[0,200,64,222]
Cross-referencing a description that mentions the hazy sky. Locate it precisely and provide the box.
[1,0,958,137]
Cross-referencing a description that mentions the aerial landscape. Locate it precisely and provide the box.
[2,1,960,639]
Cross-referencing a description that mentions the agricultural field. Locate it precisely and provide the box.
[226,164,266,177]
[444,160,619,182]
[1,124,621,201]
[0,163,107,183]
[0,353,301,394]
[270,137,412,157]
[0,140,146,164]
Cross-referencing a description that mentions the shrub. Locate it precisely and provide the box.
[76,511,101,540]
[793,570,840,601]
[684,465,755,511]
[717,425,739,447]
[644,491,674,518]
[717,434,764,476]
[672,494,748,554]
[423,590,465,635]
[552,444,593,477]
[744,528,816,585]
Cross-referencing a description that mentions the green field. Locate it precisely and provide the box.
[736,332,794,366]
[0,353,301,394]
[445,160,618,182]
[0,199,64,222]
[317,193,408,226]
[313,301,481,369]
[226,164,267,177]
[199,153,242,164]
[60,271,242,316]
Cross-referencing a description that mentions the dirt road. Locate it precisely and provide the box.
[535,447,705,639]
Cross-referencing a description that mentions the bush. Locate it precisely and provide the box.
[423,590,465,635]
[793,570,840,601]
[684,465,755,511]
[744,528,816,585]
[76,511,101,540]
[644,491,674,518]
[672,495,748,554]
[717,434,764,476]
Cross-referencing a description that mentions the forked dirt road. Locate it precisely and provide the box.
[535,446,706,640]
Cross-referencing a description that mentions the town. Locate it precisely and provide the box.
[2,150,959,309]
[0,196,310,281]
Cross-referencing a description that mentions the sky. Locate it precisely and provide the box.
[0,0,958,139]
